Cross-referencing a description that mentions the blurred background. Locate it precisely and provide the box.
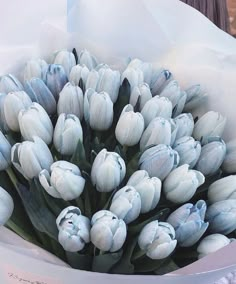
[228,0,236,35]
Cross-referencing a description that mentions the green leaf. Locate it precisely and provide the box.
[154,259,179,275]
[126,151,142,177]
[134,256,167,273]
[92,251,123,273]
[66,252,93,270]
[71,140,91,171]
[72,48,78,64]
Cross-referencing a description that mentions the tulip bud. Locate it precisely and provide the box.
[184,84,207,112]
[193,111,226,144]
[18,103,53,145]
[53,114,83,156]
[91,210,127,252]
[0,186,14,225]
[24,78,56,115]
[121,67,144,90]
[69,64,90,87]
[11,137,53,180]
[79,50,98,70]
[129,83,152,110]
[110,186,141,224]
[174,113,194,141]
[0,131,11,171]
[23,59,48,81]
[0,94,8,132]
[163,164,205,204]
[53,50,76,77]
[4,91,32,131]
[45,64,68,101]
[56,206,90,252]
[195,137,226,176]
[85,70,99,90]
[139,144,179,181]
[208,176,236,204]
[96,67,121,103]
[140,117,172,151]
[206,199,236,234]
[115,104,144,146]
[39,161,85,201]
[173,136,201,168]
[0,74,23,94]
[128,59,152,85]
[84,89,113,131]
[127,170,161,213]
[141,96,172,127]
[221,140,236,174]
[138,221,177,259]
[169,119,179,146]
[150,69,172,96]
[57,83,83,120]
[91,149,126,192]
[167,200,209,247]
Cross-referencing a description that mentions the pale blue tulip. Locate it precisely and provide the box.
[53,50,76,77]
[128,59,152,85]
[53,114,83,156]
[91,210,127,252]
[23,59,48,81]
[163,164,205,204]
[24,78,56,115]
[121,67,144,90]
[129,83,152,110]
[39,161,85,201]
[0,74,23,94]
[173,136,201,168]
[11,136,53,180]
[79,50,98,70]
[184,84,207,112]
[195,137,226,176]
[150,69,172,96]
[221,140,236,174]
[85,70,99,90]
[0,93,8,132]
[57,83,83,120]
[69,64,90,87]
[169,119,179,146]
[56,206,90,252]
[139,144,179,180]
[91,149,126,192]
[0,131,11,171]
[174,113,194,141]
[167,200,209,247]
[206,199,236,234]
[0,186,14,225]
[138,221,177,260]
[110,186,141,224]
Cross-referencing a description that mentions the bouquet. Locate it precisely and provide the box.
[0,46,236,278]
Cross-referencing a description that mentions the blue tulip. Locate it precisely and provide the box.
[0,74,23,94]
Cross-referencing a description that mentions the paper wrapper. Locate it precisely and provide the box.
[1,0,236,283]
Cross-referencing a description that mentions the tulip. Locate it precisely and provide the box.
[24,78,56,115]
[140,117,172,151]
[141,96,172,127]
[53,114,83,156]
[57,83,83,120]
[193,111,226,144]
[96,67,121,103]
[0,93,8,132]
[4,91,32,131]
[23,59,48,81]
[208,176,236,204]
[95,63,110,71]
[18,103,53,145]
[45,64,68,101]
[53,50,76,77]
[129,83,152,110]
[110,186,141,224]
[0,186,14,225]
[39,161,85,201]
[121,67,144,90]
[0,74,24,94]
[56,206,90,252]
[221,140,236,174]
[91,210,127,252]
[11,136,53,180]
[206,199,236,235]
[85,70,99,90]
[169,119,179,146]
[163,164,205,204]
[173,136,201,168]
[128,59,152,85]
[84,89,113,131]
[150,69,172,96]
[195,137,226,176]
[139,144,179,181]
[69,64,90,87]
[138,221,177,260]
[174,113,194,141]
[167,200,209,247]
[79,50,98,70]
[183,84,207,112]
[91,149,126,192]
[197,234,232,259]
[0,131,11,171]
[115,104,144,146]
[127,170,161,213]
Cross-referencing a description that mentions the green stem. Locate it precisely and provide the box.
[131,249,146,262]
[75,197,84,213]
[6,167,18,191]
